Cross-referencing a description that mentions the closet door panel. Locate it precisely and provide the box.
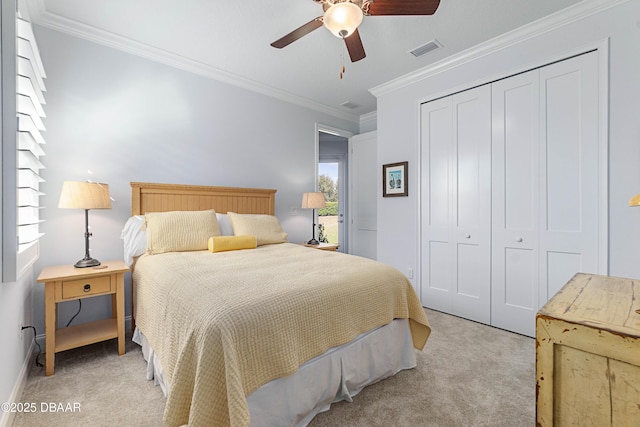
[420,86,491,323]
[503,82,538,231]
[504,247,536,309]
[457,243,485,296]
[491,70,540,336]
[421,98,454,311]
[539,51,600,304]
[456,98,483,229]
[545,69,582,232]
[429,241,451,293]
[428,104,452,232]
[451,87,491,323]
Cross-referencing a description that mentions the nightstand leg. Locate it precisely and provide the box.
[115,273,125,355]
[44,282,56,376]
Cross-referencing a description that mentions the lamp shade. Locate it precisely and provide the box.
[302,192,326,209]
[630,193,640,207]
[58,181,112,210]
[323,2,363,38]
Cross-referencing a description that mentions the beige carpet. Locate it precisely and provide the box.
[13,309,535,426]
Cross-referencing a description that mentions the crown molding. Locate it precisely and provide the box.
[370,0,630,97]
[27,4,361,124]
[359,110,377,129]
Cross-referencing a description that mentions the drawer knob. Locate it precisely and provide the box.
[516,237,523,243]
[83,284,91,292]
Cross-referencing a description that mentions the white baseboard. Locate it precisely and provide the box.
[0,341,34,427]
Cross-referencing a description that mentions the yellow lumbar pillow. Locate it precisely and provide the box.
[208,235,257,253]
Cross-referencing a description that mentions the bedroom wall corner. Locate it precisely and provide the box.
[359,111,377,134]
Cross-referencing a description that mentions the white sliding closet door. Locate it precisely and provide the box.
[420,96,453,312]
[492,52,600,336]
[420,85,492,323]
[538,53,600,302]
[491,70,541,335]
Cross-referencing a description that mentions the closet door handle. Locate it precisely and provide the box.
[516,237,523,243]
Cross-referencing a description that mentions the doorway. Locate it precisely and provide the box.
[318,130,349,252]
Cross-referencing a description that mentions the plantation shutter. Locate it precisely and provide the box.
[15,6,46,270]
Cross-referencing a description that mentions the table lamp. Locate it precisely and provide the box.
[302,192,326,245]
[58,181,112,268]
[630,194,640,207]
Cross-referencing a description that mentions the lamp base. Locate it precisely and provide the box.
[74,257,101,268]
[306,238,320,245]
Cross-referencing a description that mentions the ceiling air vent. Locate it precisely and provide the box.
[340,101,359,109]
[409,39,442,58]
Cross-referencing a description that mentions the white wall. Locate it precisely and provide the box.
[0,271,33,427]
[0,3,35,425]
[375,1,640,291]
[27,25,358,348]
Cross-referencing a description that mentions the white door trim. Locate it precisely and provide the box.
[319,153,347,251]
[314,124,353,187]
[315,124,354,251]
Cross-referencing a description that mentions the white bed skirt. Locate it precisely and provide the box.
[133,318,416,426]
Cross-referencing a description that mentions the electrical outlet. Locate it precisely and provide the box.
[290,207,300,216]
[19,322,23,341]
[407,268,413,279]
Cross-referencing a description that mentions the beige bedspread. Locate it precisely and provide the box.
[133,243,430,427]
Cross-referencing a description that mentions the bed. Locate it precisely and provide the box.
[124,182,431,427]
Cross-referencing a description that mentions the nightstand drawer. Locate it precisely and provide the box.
[62,275,112,299]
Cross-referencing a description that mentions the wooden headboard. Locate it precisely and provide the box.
[130,182,276,216]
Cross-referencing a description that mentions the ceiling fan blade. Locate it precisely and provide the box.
[344,29,366,62]
[271,17,323,49]
[367,0,440,16]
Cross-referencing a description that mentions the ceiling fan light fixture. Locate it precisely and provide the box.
[323,2,363,38]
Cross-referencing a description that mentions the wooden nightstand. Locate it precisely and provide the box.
[303,242,340,251]
[37,260,129,376]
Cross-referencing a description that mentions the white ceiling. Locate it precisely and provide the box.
[29,0,583,122]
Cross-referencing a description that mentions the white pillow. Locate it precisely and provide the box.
[216,213,234,236]
[120,215,146,266]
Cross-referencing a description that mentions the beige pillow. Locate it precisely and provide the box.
[144,209,220,254]
[227,212,288,246]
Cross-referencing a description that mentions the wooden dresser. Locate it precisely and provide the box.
[536,273,640,426]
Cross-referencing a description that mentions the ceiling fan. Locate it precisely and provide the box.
[271,0,441,62]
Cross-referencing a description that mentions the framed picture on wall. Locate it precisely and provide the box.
[382,161,408,197]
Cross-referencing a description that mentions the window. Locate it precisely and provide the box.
[2,1,46,282]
